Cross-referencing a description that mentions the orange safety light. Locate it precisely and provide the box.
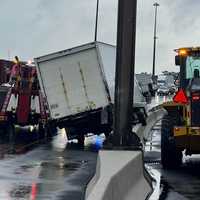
[173,89,189,104]
[179,49,187,56]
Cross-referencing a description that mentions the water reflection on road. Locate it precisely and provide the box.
[0,129,97,200]
[0,94,175,199]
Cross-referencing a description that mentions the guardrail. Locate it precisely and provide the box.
[134,108,166,141]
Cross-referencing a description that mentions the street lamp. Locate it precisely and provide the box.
[94,0,99,42]
[113,0,138,147]
[152,2,159,83]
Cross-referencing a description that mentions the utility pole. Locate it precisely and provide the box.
[113,0,139,147]
[94,0,99,42]
[8,49,11,60]
[152,2,159,83]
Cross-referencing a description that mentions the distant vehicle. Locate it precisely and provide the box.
[157,74,166,87]
[136,73,156,97]
[157,85,170,96]
[157,74,175,87]
[35,42,147,145]
[168,85,176,95]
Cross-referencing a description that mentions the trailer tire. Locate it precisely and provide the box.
[46,123,57,137]
[77,134,85,146]
[161,115,182,169]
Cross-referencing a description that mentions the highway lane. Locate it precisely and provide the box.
[0,92,161,200]
[145,121,200,200]
[0,130,97,200]
[0,94,183,200]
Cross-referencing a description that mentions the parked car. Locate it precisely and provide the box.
[157,86,170,96]
[168,85,176,95]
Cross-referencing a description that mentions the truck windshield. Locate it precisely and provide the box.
[186,56,200,79]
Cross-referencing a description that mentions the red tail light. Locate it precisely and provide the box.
[192,92,200,101]
[173,89,189,104]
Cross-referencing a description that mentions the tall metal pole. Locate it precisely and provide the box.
[94,0,99,42]
[113,0,138,146]
[152,2,159,82]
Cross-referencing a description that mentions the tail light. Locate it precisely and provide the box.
[192,92,200,101]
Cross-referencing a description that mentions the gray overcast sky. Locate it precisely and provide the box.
[0,0,199,74]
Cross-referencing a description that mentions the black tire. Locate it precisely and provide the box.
[104,129,111,139]
[38,123,45,139]
[161,115,182,169]
[77,134,85,146]
[137,111,147,126]
[46,123,57,137]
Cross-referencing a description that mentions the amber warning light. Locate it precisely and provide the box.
[173,89,188,104]
[178,49,187,56]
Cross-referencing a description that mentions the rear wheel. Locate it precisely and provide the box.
[161,115,182,169]
[77,134,85,146]
[46,123,57,137]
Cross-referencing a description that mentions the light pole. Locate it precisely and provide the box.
[113,0,138,147]
[152,2,159,82]
[94,0,99,42]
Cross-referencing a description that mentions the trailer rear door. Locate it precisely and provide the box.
[35,45,110,120]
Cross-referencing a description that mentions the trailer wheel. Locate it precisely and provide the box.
[46,123,57,137]
[161,115,182,169]
[77,134,85,146]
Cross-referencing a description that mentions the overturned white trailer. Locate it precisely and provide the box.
[34,42,146,144]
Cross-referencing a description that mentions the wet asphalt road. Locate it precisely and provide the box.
[145,121,200,200]
[0,130,97,200]
[1,95,200,200]
[0,95,174,200]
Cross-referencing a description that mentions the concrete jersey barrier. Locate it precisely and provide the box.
[85,107,166,200]
[85,150,152,200]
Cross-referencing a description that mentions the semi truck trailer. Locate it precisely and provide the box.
[35,42,147,145]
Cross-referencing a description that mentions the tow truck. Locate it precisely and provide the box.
[161,47,200,168]
[0,57,52,141]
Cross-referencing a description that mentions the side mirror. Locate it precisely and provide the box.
[175,55,180,66]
